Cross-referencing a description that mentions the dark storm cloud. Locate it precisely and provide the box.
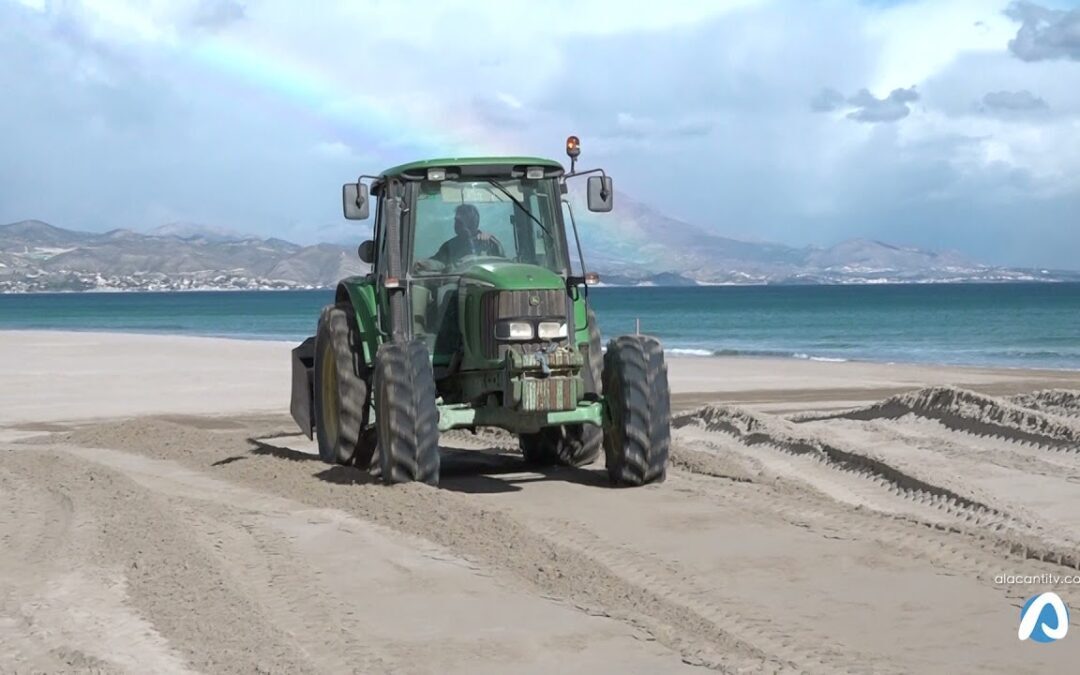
[1005,1,1080,61]
[979,89,1048,114]
[846,87,919,123]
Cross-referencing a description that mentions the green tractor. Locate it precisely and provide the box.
[290,137,670,487]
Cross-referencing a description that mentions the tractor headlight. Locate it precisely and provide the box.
[536,321,567,340]
[496,320,534,340]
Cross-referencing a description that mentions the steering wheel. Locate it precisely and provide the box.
[451,253,506,268]
[485,235,506,258]
[413,258,447,274]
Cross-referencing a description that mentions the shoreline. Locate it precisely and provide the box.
[3,278,1080,295]
[2,329,1078,424]
[1,327,1078,374]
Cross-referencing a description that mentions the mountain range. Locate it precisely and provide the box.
[0,220,365,292]
[570,193,1076,285]
[1,207,1076,293]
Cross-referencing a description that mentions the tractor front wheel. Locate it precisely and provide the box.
[313,304,376,467]
[373,340,441,485]
[601,335,670,486]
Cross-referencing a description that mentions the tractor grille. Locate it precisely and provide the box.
[480,289,567,359]
[518,376,577,412]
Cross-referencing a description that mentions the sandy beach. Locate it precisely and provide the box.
[2,330,1079,673]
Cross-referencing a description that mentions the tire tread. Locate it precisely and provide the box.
[602,334,670,486]
[314,304,375,467]
[375,340,440,485]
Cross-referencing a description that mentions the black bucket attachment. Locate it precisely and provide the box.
[290,337,316,439]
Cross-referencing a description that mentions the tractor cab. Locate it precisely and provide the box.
[347,149,612,388]
[365,159,577,370]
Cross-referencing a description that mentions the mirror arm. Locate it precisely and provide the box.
[355,173,379,205]
[563,167,606,180]
[562,167,610,200]
[562,198,591,288]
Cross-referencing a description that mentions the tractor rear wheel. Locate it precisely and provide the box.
[519,307,603,467]
[314,304,376,467]
[601,335,670,486]
[373,340,441,485]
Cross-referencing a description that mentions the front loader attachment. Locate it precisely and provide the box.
[290,336,316,439]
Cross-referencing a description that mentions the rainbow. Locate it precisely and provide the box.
[183,32,668,250]
[182,33,655,255]
[188,35,503,164]
[22,0,657,249]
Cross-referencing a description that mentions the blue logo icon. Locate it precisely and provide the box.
[1019,592,1070,643]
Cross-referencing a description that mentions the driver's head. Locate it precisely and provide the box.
[454,204,480,239]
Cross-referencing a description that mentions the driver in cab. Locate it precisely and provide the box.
[426,204,504,269]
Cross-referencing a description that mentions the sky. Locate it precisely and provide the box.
[1,0,1079,268]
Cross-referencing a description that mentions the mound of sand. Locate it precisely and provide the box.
[796,386,1080,449]
[1011,389,1080,419]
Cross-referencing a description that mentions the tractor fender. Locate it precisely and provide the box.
[335,277,381,365]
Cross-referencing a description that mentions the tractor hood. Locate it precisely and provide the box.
[457,261,566,291]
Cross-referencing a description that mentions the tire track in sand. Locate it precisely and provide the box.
[795,386,1080,452]
[11,440,705,674]
[29,411,1080,673]
[28,420,853,673]
[675,403,1080,572]
[0,451,303,674]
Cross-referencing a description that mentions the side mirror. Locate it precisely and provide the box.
[342,182,370,220]
[586,176,613,212]
[357,240,375,264]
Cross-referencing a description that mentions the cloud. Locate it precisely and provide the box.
[470,93,531,130]
[191,0,247,31]
[979,89,1048,114]
[312,140,356,159]
[848,87,918,123]
[1005,1,1080,61]
[609,112,712,140]
[809,87,845,112]
[810,86,919,123]
[2,0,1080,269]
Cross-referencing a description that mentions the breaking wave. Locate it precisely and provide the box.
[665,347,848,362]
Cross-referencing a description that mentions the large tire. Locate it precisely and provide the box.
[519,307,603,467]
[314,304,376,467]
[373,340,440,485]
[601,335,670,486]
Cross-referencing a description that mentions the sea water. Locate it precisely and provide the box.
[0,283,1077,370]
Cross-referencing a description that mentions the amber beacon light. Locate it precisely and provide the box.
[566,135,580,171]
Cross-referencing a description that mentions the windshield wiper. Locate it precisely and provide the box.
[482,179,554,241]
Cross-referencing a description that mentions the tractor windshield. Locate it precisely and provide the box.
[411,178,567,276]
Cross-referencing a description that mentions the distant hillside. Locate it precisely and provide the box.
[0,220,365,292]
[572,192,1077,285]
[1,215,1075,293]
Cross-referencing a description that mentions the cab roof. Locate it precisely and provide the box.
[379,156,564,179]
